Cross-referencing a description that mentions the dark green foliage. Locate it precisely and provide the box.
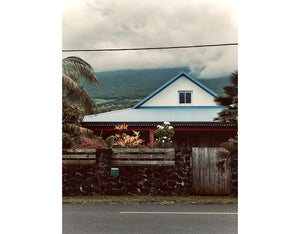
[62,56,99,115]
[214,71,238,126]
[96,99,139,113]
[62,102,92,140]
[216,136,238,172]
[63,56,99,86]
[62,56,98,145]
[83,67,191,99]
[199,76,231,96]
[62,102,84,126]
[214,71,238,181]
[154,122,175,148]
[62,133,75,149]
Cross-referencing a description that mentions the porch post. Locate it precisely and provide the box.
[149,129,154,147]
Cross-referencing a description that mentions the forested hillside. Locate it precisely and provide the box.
[82,67,231,113]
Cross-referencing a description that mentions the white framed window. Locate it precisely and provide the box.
[178,90,192,104]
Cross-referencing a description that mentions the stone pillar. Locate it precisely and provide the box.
[96,149,112,195]
[175,148,192,195]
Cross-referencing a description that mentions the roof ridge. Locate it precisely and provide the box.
[138,106,224,109]
[132,71,218,109]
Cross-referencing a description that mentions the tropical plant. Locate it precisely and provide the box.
[216,136,238,172]
[154,121,175,148]
[62,102,92,139]
[62,56,100,115]
[114,124,143,148]
[62,133,75,149]
[214,71,238,173]
[62,56,99,144]
[214,71,238,125]
[72,136,105,149]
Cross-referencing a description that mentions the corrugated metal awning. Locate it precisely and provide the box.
[82,106,234,127]
[82,121,234,127]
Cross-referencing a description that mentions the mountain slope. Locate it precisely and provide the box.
[84,67,191,99]
[82,67,231,112]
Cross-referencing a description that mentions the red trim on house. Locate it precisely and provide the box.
[149,129,154,147]
[88,126,158,131]
[87,126,237,132]
[173,126,237,131]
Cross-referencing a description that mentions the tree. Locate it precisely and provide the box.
[62,56,100,146]
[62,56,100,115]
[62,101,92,142]
[214,71,238,172]
[214,71,238,125]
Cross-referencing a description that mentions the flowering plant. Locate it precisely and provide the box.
[114,124,143,148]
[72,136,105,149]
[154,121,175,148]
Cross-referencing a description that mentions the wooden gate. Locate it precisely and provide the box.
[192,147,230,195]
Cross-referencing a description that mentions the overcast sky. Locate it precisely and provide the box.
[62,0,237,78]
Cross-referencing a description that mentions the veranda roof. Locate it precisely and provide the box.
[82,106,234,127]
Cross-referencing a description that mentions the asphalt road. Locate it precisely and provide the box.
[63,203,238,234]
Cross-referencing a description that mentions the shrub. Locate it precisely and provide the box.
[72,136,105,149]
[62,133,75,149]
[154,121,175,148]
[114,124,143,148]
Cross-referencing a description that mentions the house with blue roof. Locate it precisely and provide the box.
[82,72,237,147]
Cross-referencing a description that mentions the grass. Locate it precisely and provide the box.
[94,98,116,105]
[63,195,237,204]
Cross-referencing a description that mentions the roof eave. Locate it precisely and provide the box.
[82,121,236,128]
[132,71,218,109]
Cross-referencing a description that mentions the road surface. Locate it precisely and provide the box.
[63,203,237,234]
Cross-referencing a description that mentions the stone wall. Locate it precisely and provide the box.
[63,148,191,196]
[229,155,238,197]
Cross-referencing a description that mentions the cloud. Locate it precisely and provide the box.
[63,0,237,78]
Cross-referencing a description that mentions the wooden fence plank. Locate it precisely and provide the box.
[63,148,175,166]
[192,147,230,195]
[112,148,175,153]
[63,149,96,153]
[192,148,198,194]
[63,160,96,165]
[111,160,175,166]
[63,154,96,159]
[112,154,175,159]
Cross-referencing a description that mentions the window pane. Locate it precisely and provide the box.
[179,93,185,103]
[186,93,191,103]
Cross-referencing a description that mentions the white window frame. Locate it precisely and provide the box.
[178,90,193,104]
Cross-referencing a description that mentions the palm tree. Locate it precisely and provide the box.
[62,56,100,114]
[62,56,100,139]
[214,71,238,196]
[214,71,238,125]
[214,71,238,168]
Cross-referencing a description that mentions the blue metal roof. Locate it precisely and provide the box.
[83,106,225,124]
[132,72,218,109]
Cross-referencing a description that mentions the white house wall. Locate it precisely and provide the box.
[140,75,218,107]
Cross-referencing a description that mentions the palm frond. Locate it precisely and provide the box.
[216,148,231,159]
[63,123,93,137]
[62,56,100,85]
[219,142,237,154]
[63,74,98,114]
[214,96,233,106]
[231,71,238,86]
[62,74,83,96]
